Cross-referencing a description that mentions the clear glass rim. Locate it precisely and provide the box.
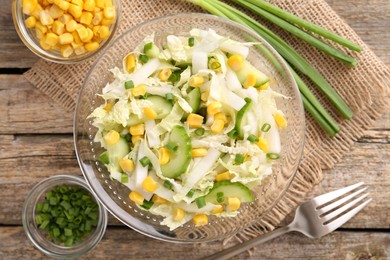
[22,175,108,258]
[11,0,121,64]
[74,12,305,243]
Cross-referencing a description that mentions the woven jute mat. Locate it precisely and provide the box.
[24,0,390,250]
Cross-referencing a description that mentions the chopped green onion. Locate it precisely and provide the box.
[227,129,238,138]
[235,154,244,164]
[188,37,195,47]
[141,200,154,210]
[163,180,173,190]
[186,189,195,198]
[165,93,174,102]
[35,203,43,212]
[216,192,224,203]
[195,128,205,136]
[139,156,151,167]
[168,71,181,83]
[123,133,131,143]
[99,152,109,164]
[121,173,128,183]
[139,54,149,64]
[208,58,221,71]
[261,123,271,132]
[266,152,281,160]
[195,197,206,208]
[124,80,134,89]
[247,134,259,143]
[166,142,178,151]
[143,42,153,53]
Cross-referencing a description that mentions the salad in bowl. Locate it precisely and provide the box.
[74,13,304,243]
[88,28,288,231]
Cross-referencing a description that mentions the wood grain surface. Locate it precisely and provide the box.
[0,0,389,259]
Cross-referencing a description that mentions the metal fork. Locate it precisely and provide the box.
[203,182,371,260]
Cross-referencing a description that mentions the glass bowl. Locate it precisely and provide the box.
[22,175,108,258]
[12,0,120,64]
[74,13,305,243]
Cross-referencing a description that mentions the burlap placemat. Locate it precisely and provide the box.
[24,0,390,249]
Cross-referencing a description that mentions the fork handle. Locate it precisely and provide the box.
[202,225,292,260]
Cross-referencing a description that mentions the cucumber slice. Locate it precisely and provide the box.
[106,137,130,172]
[236,60,269,88]
[235,98,253,139]
[161,126,192,178]
[185,88,201,113]
[127,95,173,125]
[204,180,254,204]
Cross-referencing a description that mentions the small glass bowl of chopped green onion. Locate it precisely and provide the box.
[22,175,108,258]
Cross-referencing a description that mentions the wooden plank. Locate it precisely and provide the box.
[0,226,388,259]
[0,75,73,134]
[0,134,388,228]
[0,0,389,68]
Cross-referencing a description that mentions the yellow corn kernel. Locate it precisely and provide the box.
[158,147,170,165]
[76,25,88,41]
[215,171,234,182]
[187,113,204,128]
[55,0,70,11]
[257,137,269,153]
[258,82,269,91]
[25,16,37,28]
[60,44,73,57]
[83,0,95,11]
[44,33,58,47]
[129,191,144,205]
[68,4,82,18]
[92,25,101,37]
[103,129,120,145]
[40,10,54,25]
[227,54,244,71]
[97,25,110,39]
[188,75,204,87]
[71,41,83,50]
[226,197,241,211]
[119,158,135,172]
[48,4,64,19]
[129,123,145,136]
[72,31,82,44]
[31,3,43,19]
[74,46,86,55]
[191,148,208,158]
[201,89,210,102]
[211,205,224,214]
[131,85,147,97]
[103,6,115,19]
[36,28,45,40]
[58,13,72,24]
[173,208,185,222]
[80,11,93,25]
[103,100,113,111]
[131,135,143,145]
[214,112,228,124]
[104,0,113,7]
[95,0,105,8]
[152,195,168,204]
[39,39,51,50]
[243,73,257,89]
[211,119,225,134]
[22,0,38,15]
[35,21,48,33]
[40,0,50,7]
[47,0,54,4]
[101,18,114,26]
[52,20,65,35]
[83,27,94,42]
[142,176,158,193]
[58,32,74,45]
[274,112,287,129]
[125,54,136,73]
[92,11,103,25]
[158,68,172,82]
[71,0,83,7]
[144,107,157,119]
[193,214,208,227]
[85,41,99,51]
[207,101,222,116]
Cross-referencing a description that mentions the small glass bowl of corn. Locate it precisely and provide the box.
[12,0,120,63]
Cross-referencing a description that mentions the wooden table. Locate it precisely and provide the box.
[1,0,389,258]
